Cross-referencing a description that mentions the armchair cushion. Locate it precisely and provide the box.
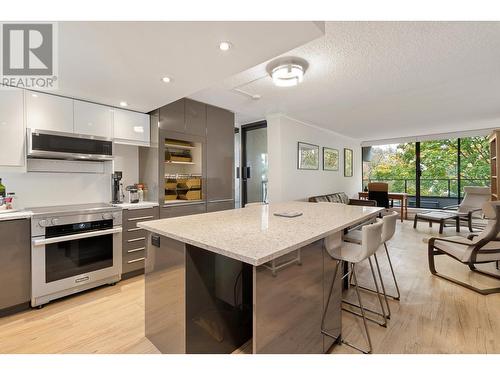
[433,236,500,263]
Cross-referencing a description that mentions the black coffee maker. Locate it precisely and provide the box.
[111,171,123,204]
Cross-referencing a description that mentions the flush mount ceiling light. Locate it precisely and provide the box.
[161,76,172,83]
[219,41,232,51]
[266,57,309,87]
[119,101,128,107]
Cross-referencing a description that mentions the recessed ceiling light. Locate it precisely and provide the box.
[119,101,128,107]
[219,41,232,51]
[162,76,172,83]
[267,57,309,88]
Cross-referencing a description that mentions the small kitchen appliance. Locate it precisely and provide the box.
[112,172,124,204]
[126,185,139,204]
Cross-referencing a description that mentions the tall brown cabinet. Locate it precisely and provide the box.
[140,98,235,219]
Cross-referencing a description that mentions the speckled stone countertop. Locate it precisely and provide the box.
[112,201,159,210]
[0,210,32,222]
[138,201,382,266]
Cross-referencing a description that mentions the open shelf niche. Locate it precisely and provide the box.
[164,138,203,204]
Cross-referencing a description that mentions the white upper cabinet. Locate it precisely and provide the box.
[0,88,25,166]
[74,101,113,138]
[25,91,74,133]
[113,109,150,146]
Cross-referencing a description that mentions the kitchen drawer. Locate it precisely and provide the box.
[123,207,159,230]
[123,227,148,243]
[122,251,146,274]
[121,206,158,278]
[161,202,206,218]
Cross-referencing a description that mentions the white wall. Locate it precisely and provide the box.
[266,114,362,202]
[0,145,140,209]
[113,144,139,190]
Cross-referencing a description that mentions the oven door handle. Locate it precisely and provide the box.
[32,227,122,246]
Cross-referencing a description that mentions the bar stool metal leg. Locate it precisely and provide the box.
[342,264,373,354]
[343,259,388,327]
[351,242,401,302]
[373,253,391,318]
[384,243,401,300]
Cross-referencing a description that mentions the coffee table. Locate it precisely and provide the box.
[413,211,460,234]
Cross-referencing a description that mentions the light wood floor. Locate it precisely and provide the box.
[0,221,498,354]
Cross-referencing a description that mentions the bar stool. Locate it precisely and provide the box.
[344,211,400,319]
[321,219,387,354]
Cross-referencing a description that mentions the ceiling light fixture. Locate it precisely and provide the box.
[119,101,128,107]
[267,57,308,88]
[219,41,232,51]
[162,76,172,83]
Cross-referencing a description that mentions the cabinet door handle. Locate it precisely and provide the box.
[208,199,234,203]
[128,216,154,221]
[127,247,145,253]
[127,237,146,243]
[127,257,145,264]
[127,227,143,232]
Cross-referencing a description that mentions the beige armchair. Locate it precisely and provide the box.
[428,201,500,295]
[443,186,490,232]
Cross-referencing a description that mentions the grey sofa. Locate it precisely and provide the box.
[309,192,377,207]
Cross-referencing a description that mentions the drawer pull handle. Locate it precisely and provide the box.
[127,237,146,243]
[127,227,142,232]
[127,247,145,253]
[128,216,154,221]
[127,257,145,264]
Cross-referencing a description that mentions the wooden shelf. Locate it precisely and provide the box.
[165,161,195,165]
[165,143,196,150]
[164,199,203,205]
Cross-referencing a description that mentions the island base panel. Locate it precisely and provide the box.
[145,234,186,354]
[185,245,253,354]
[253,239,342,354]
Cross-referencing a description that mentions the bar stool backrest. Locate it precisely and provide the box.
[361,219,384,259]
[381,211,399,243]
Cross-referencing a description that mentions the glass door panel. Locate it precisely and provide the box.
[419,139,458,208]
[242,124,268,205]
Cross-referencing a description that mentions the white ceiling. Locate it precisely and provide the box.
[190,22,500,141]
[51,21,324,112]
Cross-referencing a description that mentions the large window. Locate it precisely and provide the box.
[362,136,490,209]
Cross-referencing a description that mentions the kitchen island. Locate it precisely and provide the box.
[138,201,382,354]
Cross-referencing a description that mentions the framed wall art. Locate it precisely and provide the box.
[344,148,353,177]
[297,142,319,170]
[323,147,339,171]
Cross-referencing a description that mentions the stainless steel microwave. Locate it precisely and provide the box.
[27,129,114,161]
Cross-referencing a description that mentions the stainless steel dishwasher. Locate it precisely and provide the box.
[0,218,31,316]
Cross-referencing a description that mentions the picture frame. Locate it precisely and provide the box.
[323,147,339,171]
[297,142,319,170]
[344,148,353,177]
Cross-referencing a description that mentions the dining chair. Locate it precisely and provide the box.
[368,182,391,209]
